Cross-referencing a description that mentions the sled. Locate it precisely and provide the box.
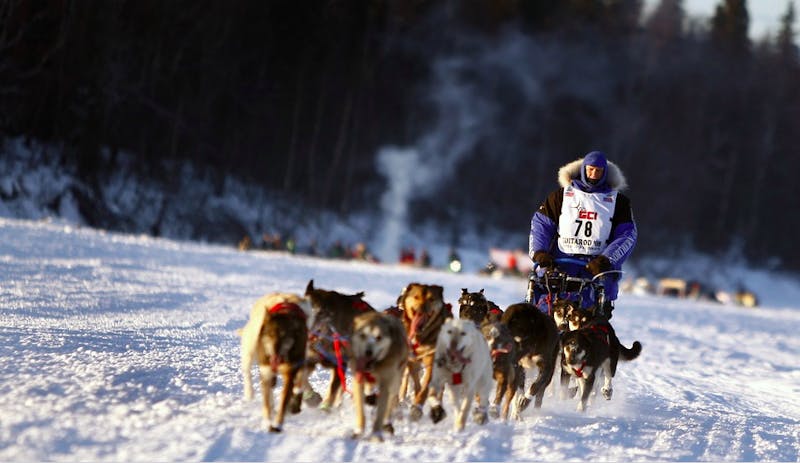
[525,257,621,317]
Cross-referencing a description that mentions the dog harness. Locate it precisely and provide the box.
[586,323,611,345]
[268,301,307,320]
[351,299,371,312]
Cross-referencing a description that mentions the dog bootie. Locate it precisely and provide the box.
[472,406,488,425]
[409,404,424,421]
[430,405,446,424]
[303,389,322,407]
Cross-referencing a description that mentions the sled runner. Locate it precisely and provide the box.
[525,257,622,317]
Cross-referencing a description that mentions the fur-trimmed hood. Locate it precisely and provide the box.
[558,158,628,191]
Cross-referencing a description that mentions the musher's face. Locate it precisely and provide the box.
[585,165,604,181]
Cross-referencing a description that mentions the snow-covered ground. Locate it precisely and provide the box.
[1,217,799,461]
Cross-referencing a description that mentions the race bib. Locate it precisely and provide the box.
[557,187,617,255]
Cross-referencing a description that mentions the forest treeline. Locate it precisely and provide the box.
[1,0,799,268]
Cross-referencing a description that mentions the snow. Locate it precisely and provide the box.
[1,216,799,462]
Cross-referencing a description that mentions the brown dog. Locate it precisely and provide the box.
[349,311,409,442]
[501,302,559,417]
[239,292,311,432]
[396,282,452,420]
[303,279,375,410]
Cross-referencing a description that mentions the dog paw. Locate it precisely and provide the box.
[303,389,323,407]
[602,387,613,400]
[409,404,424,421]
[268,425,282,433]
[382,423,395,436]
[289,393,303,414]
[366,432,384,443]
[576,402,586,412]
[365,393,378,406]
[488,405,499,419]
[472,408,488,425]
[515,395,531,412]
[430,405,446,424]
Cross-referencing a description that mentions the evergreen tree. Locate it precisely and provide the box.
[710,0,750,55]
[776,1,798,61]
[645,0,685,46]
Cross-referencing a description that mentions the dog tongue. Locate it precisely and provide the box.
[409,312,428,340]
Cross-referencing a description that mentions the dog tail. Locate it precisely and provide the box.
[619,340,642,361]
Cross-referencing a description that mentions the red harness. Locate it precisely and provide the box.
[355,371,376,384]
[268,301,307,320]
[586,323,610,345]
[352,300,371,312]
[573,360,587,378]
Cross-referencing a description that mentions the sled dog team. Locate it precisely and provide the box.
[239,280,641,441]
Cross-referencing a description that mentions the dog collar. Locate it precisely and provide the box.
[355,371,376,383]
[574,360,587,378]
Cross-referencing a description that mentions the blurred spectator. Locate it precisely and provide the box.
[353,242,368,260]
[285,236,296,254]
[306,239,319,256]
[399,247,416,264]
[327,240,347,259]
[352,242,379,263]
[418,249,431,267]
[238,235,252,251]
[262,232,283,250]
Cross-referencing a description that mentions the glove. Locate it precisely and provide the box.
[533,251,555,268]
[586,255,612,275]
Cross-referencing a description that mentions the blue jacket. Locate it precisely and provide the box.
[529,153,637,300]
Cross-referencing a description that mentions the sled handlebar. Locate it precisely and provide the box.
[533,257,625,283]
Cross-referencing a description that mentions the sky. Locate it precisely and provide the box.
[1,216,799,461]
[645,0,795,40]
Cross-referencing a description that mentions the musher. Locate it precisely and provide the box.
[528,151,637,319]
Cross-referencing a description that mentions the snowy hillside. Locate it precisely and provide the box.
[1,217,799,461]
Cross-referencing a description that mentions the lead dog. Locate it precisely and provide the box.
[349,311,409,442]
[501,302,560,417]
[397,283,452,420]
[239,292,312,432]
[303,279,375,409]
[560,319,642,412]
[428,317,494,432]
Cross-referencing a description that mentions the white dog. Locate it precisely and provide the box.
[427,317,494,432]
